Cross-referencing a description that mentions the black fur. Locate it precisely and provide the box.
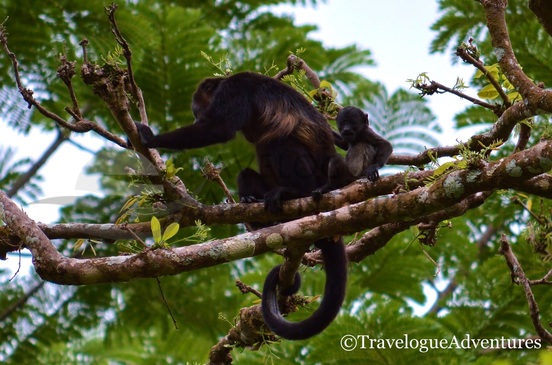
[134,72,347,339]
[135,72,336,211]
[312,106,393,200]
[262,238,347,340]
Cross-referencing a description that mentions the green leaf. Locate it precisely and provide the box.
[503,78,514,91]
[119,196,137,213]
[73,238,85,252]
[477,83,500,99]
[151,216,162,243]
[433,161,456,176]
[162,222,180,242]
[508,91,521,101]
[319,80,332,89]
[474,63,499,79]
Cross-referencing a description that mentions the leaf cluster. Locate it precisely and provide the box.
[475,63,524,102]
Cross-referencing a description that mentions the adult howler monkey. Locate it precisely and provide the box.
[312,106,393,200]
[135,72,336,212]
[134,72,347,340]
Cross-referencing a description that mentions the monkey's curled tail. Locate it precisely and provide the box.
[261,237,347,340]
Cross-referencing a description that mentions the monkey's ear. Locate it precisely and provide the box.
[364,113,369,125]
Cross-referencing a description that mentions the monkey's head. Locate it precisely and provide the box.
[192,77,225,119]
[336,106,369,143]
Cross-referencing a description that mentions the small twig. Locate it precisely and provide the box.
[511,196,545,224]
[2,29,82,129]
[79,38,89,63]
[201,160,235,204]
[0,281,46,322]
[127,223,177,328]
[427,278,458,315]
[1,33,67,123]
[476,224,497,259]
[528,268,552,286]
[65,138,98,155]
[514,122,532,152]
[235,279,262,299]
[57,53,82,120]
[435,80,499,111]
[8,249,22,281]
[105,4,148,125]
[499,235,552,343]
[274,54,321,88]
[156,277,178,330]
[456,44,511,105]
[64,106,80,120]
[412,79,500,114]
[123,225,147,249]
[201,159,255,232]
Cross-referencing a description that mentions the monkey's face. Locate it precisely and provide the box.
[191,77,223,120]
[338,118,366,143]
[339,123,357,142]
[336,106,369,143]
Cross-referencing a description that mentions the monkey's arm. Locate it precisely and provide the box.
[134,83,250,150]
[332,130,349,150]
[135,120,238,150]
[365,128,393,167]
[362,128,393,181]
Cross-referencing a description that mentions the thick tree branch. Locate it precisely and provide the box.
[529,0,552,38]
[3,141,552,258]
[347,191,492,262]
[482,0,552,109]
[1,139,551,284]
[0,169,431,252]
[389,99,546,167]
[2,155,552,261]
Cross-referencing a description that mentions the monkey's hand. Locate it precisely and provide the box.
[311,186,330,202]
[264,188,284,213]
[264,187,303,213]
[240,196,260,204]
[134,122,155,147]
[365,164,380,182]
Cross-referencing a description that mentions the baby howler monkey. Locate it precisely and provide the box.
[312,106,393,200]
